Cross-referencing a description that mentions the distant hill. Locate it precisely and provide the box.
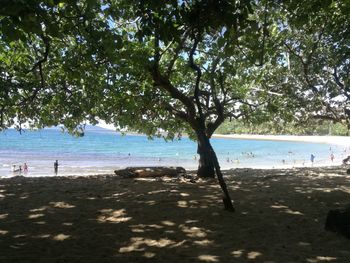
[85,125,114,132]
[4,125,118,136]
[24,125,115,133]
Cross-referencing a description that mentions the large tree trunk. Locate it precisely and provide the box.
[197,132,216,178]
[196,130,235,211]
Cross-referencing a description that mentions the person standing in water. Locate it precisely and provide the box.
[23,163,28,173]
[310,154,315,166]
[54,160,59,175]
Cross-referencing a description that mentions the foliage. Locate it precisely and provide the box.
[272,0,350,128]
[0,0,281,135]
[216,119,350,136]
[1,0,349,180]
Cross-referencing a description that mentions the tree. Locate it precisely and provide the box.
[1,0,283,210]
[273,0,350,131]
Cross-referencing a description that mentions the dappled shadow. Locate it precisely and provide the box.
[0,167,350,262]
[223,166,350,262]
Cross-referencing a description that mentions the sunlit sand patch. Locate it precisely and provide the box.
[118,238,145,253]
[112,192,128,197]
[162,220,175,226]
[339,186,350,193]
[144,200,157,205]
[232,249,244,258]
[294,187,313,194]
[53,234,70,241]
[307,256,337,262]
[194,239,214,246]
[313,187,334,193]
[270,204,288,209]
[28,213,44,219]
[270,204,304,215]
[147,189,167,194]
[130,224,164,231]
[284,208,304,215]
[143,252,156,258]
[0,213,8,219]
[0,229,9,235]
[131,228,144,233]
[180,192,190,197]
[97,209,132,223]
[177,200,188,207]
[180,225,208,238]
[14,234,26,238]
[119,237,176,253]
[170,239,187,248]
[149,224,164,229]
[185,219,199,224]
[30,206,48,212]
[50,201,75,209]
[198,254,219,262]
[247,251,262,259]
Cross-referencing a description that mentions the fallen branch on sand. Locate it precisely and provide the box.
[114,166,186,178]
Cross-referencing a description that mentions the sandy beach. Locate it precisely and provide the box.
[213,134,350,146]
[1,166,350,262]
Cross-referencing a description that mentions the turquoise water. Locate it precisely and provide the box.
[0,127,345,176]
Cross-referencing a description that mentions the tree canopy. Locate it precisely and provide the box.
[1,0,349,209]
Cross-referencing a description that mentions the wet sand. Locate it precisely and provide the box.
[1,166,350,262]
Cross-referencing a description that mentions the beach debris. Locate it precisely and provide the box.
[325,205,350,239]
[343,156,350,165]
[114,166,186,178]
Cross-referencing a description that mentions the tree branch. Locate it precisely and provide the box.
[150,66,196,120]
[189,36,204,125]
[206,58,225,137]
[161,102,188,121]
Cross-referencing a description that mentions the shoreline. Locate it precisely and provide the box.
[1,163,347,179]
[2,132,350,177]
[212,133,350,146]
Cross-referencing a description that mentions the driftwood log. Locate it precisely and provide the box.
[325,205,350,239]
[114,166,186,178]
[343,155,350,165]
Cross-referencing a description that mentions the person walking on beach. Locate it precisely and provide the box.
[310,154,315,166]
[54,160,59,175]
[23,163,28,173]
[330,153,335,162]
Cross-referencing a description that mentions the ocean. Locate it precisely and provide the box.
[0,127,346,177]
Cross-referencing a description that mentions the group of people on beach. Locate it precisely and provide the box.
[308,147,347,166]
[12,163,28,174]
[11,160,59,175]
